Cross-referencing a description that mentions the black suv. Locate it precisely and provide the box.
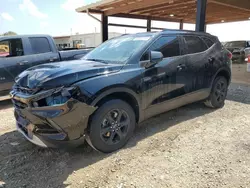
[11,30,232,153]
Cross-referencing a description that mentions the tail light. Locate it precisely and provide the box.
[247,56,250,63]
[228,52,232,59]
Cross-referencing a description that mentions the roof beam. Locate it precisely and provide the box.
[132,1,195,14]
[112,13,185,22]
[104,0,172,16]
[210,0,250,13]
[143,5,196,17]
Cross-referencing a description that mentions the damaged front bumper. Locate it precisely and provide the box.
[10,88,96,148]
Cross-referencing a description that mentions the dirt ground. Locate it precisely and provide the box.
[0,64,250,188]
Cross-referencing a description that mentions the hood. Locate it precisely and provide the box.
[15,60,123,89]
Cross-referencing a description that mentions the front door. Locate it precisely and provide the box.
[141,35,192,119]
[0,38,29,95]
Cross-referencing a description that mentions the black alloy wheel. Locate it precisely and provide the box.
[100,109,130,145]
[214,79,227,103]
[205,76,228,108]
[87,99,135,153]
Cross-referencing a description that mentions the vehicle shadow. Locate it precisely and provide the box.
[227,82,250,104]
[0,99,13,110]
[0,102,215,188]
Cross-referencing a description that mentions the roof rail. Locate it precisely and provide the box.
[161,29,210,34]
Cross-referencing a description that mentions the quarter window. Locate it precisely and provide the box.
[184,36,207,54]
[29,37,51,54]
[141,36,181,61]
[202,37,214,48]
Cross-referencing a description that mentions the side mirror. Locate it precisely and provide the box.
[140,51,163,68]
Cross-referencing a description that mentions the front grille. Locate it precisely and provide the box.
[232,52,241,55]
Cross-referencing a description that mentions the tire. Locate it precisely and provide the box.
[204,76,228,108]
[87,99,135,153]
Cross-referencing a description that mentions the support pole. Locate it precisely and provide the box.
[147,18,151,32]
[195,0,207,32]
[179,19,184,30]
[102,14,108,42]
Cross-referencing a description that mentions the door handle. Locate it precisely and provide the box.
[177,64,186,71]
[17,61,29,66]
[49,57,58,62]
[208,57,215,63]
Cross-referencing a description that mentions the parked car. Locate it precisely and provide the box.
[0,35,92,97]
[224,40,250,63]
[10,30,232,153]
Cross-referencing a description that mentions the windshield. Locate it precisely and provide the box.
[225,41,246,48]
[83,35,152,63]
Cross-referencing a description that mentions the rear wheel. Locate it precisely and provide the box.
[87,99,135,153]
[204,76,228,108]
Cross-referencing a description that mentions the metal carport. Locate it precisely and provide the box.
[76,0,250,42]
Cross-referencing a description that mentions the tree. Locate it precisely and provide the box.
[1,31,17,36]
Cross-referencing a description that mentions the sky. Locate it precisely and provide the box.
[1,0,250,42]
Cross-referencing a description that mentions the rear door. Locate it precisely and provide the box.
[182,35,214,91]
[28,37,60,66]
[201,36,222,84]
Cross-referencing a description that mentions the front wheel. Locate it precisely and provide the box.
[87,99,135,153]
[204,76,228,108]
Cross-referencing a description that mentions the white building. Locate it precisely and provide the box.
[53,32,122,49]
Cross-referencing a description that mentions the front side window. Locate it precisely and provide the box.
[29,37,51,54]
[84,35,152,64]
[0,39,24,58]
[141,36,181,61]
[184,36,208,54]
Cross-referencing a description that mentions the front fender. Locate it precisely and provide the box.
[90,86,140,106]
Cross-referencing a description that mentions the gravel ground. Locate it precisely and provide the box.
[0,68,250,188]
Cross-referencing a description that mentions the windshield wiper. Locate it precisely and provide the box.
[86,59,108,64]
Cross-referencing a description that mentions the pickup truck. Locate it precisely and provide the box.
[0,34,92,97]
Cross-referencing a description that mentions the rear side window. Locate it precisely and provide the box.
[29,37,51,54]
[141,36,180,60]
[202,37,214,48]
[184,36,207,54]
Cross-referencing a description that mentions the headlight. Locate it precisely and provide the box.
[45,87,79,106]
[46,94,69,106]
[32,87,79,107]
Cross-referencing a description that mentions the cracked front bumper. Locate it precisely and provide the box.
[12,93,96,148]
